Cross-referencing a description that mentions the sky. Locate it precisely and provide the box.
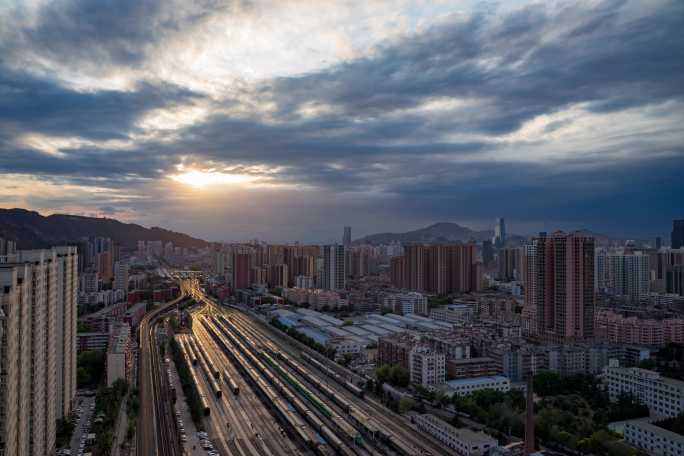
[0,0,682,243]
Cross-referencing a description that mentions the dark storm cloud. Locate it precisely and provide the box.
[0,59,201,141]
[270,0,684,134]
[6,0,248,67]
[1,0,683,239]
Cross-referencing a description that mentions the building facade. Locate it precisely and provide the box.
[322,244,346,290]
[412,413,497,456]
[524,231,595,343]
[410,346,446,386]
[604,366,684,418]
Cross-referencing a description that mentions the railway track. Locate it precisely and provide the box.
[138,297,184,456]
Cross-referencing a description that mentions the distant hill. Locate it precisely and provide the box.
[355,222,496,245]
[0,208,209,250]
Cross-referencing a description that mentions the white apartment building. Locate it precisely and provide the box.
[596,251,650,301]
[410,346,446,387]
[445,376,511,397]
[295,275,315,289]
[0,263,32,456]
[623,419,684,456]
[0,247,78,456]
[113,260,129,292]
[604,366,684,418]
[107,323,132,387]
[412,413,497,456]
[384,292,427,315]
[322,244,346,290]
[430,304,475,324]
[54,246,78,421]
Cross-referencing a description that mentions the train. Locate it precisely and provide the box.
[188,336,220,380]
[223,370,240,395]
[204,316,358,456]
[209,315,360,456]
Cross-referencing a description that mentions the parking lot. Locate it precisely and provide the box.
[69,394,96,455]
[167,357,218,455]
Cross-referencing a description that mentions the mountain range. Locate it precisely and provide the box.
[0,208,209,250]
[356,222,507,245]
[355,222,621,246]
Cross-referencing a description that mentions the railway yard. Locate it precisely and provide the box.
[170,282,455,456]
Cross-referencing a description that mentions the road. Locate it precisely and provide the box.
[69,395,95,455]
[180,279,454,456]
[137,296,185,456]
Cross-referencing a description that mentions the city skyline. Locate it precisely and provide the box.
[1,0,683,242]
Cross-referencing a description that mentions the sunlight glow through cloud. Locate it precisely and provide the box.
[169,170,256,188]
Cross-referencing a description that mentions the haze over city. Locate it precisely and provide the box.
[1,0,682,242]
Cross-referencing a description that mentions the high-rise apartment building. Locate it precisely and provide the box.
[54,247,78,421]
[343,226,352,248]
[523,231,595,343]
[0,237,16,257]
[322,244,346,290]
[390,243,480,294]
[597,252,650,301]
[498,247,522,282]
[232,252,250,290]
[482,240,494,266]
[492,218,506,249]
[113,261,129,292]
[673,220,684,249]
[0,246,77,456]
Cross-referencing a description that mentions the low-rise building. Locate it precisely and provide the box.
[430,304,475,324]
[383,292,427,315]
[445,376,511,397]
[623,419,684,456]
[77,332,110,353]
[604,366,684,418]
[411,413,497,455]
[410,347,446,387]
[447,357,500,380]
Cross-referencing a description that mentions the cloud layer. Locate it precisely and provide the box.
[1,0,682,242]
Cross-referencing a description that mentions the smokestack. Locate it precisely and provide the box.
[524,375,535,455]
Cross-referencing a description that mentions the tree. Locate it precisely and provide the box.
[398,397,416,413]
[78,350,106,388]
[533,370,563,396]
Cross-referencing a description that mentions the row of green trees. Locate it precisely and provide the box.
[169,338,205,429]
[91,378,129,456]
[375,364,410,388]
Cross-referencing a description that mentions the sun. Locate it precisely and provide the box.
[170,170,253,188]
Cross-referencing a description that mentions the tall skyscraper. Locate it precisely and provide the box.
[672,219,684,249]
[524,231,595,343]
[0,246,77,456]
[322,244,346,290]
[343,226,352,248]
[481,240,494,266]
[232,252,250,290]
[498,247,522,282]
[53,247,78,421]
[492,218,506,249]
[656,236,662,250]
